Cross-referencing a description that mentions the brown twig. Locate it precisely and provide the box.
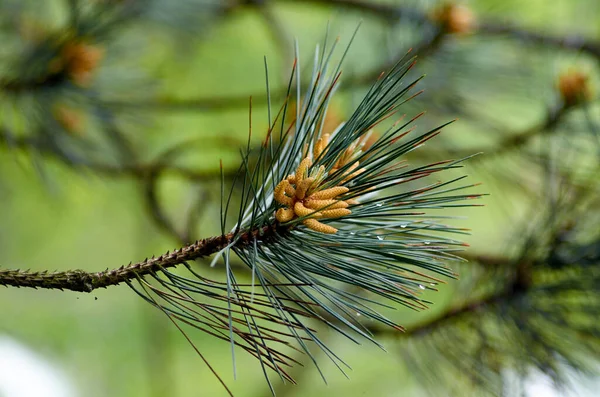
[142,167,190,243]
[0,225,280,292]
[102,0,599,114]
[411,101,580,162]
[301,0,600,60]
[0,128,236,181]
[372,259,530,339]
[289,0,429,24]
[0,234,231,292]
[478,20,600,60]
[102,27,446,113]
[139,169,249,269]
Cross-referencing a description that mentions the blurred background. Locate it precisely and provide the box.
[0,0,599,396]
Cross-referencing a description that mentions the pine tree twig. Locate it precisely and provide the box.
[299,0,600,60]
[307,253,518,335]
[102,2,600,116]
[412,100,585,161]
[142,167,189,243]
[4,1,598,116]
[287,0,429,24]
[0,225,280,292]
[402,290,509,338]
[0,128,235,181]
[478,20,600,60]
[103,94,262,113]
[371,260,529,339]
[488,102,569,155]
[101,26,446,113]
[184,188,210,246]
[78,160,227,181]
[459,252,516,268]
[139,169,250,271]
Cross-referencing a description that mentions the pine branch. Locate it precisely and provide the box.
[300,0,600,59]
[412,98,598,162]
[375,192,598,339]
[479,20,600,59]
[0,127,236,181]
[0,226,277,292]
[286,0,429,24]
[101,24,445,113]
[102,1,599,115]
[363,184,600,394]
[390,279,523,339]
[0,27,484,392]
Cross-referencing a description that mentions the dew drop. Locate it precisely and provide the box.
[376,203,383,207]
[419,285,426,290]
[356,312,361,316]
[349,232,356,235]
[377,235,385,241]
[400,224,407,228]
[424,241,430,245]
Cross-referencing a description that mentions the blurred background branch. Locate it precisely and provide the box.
[1,0,599,396]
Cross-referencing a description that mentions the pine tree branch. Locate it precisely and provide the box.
[459,252,516,268]
[371,260,531,339]
[0,226,278,292]
[0,127,235,181]
[412,99,596,161]
[298,0,600,60]
[284,0,429,24]
[102,0,598,114]
[102,28,445,113]
[0,235,230,292]
[76,161,226,181]
[142,167,191,244]
[401,287,512,338]
[478,20,600,60]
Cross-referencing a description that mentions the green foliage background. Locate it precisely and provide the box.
[1,0,599,396]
